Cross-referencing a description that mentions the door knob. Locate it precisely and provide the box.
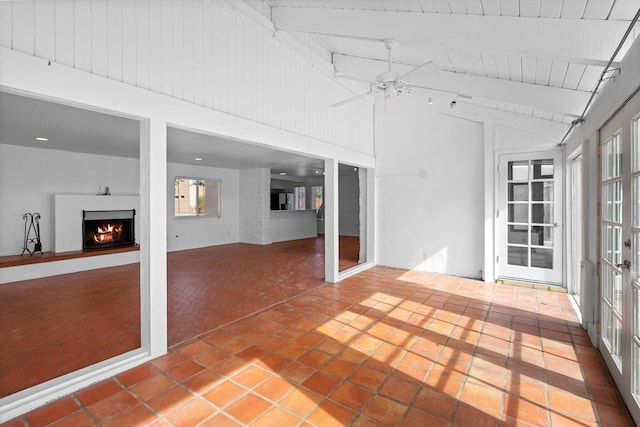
[616,260,631,270]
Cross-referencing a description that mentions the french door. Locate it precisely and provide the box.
[600,107,640,422]
[498,151,563,284]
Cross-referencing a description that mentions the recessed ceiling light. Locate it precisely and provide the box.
[279,172,287,175]
[194,157,202,161]
[35,137,48,142]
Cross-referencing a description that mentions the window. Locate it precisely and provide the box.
[174,177,221,218]
[312,185,323,220]
[312,186,323,209]
[294,186,306,210]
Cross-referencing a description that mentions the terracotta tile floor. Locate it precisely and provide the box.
[0,263,142,397]
[3,266,636,426]
[0,236,360,397]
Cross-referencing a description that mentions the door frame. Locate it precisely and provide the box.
[567,147,583,313]
[495,149,564,285]
[598,102,640,423]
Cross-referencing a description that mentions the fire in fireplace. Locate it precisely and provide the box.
[83,209,135,250]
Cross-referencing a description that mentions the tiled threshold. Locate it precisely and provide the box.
[497,278,567,293]
[2,266,635,427]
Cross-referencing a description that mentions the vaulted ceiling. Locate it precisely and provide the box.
[265,0,640,143]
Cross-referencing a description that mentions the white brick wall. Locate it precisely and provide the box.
[239,168,271,245]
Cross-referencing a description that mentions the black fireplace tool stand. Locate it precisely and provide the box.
[22,212,43,256]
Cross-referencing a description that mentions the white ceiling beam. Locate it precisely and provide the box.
[333,54,588,117]
[272,7,630,63]
[447,102,571,143]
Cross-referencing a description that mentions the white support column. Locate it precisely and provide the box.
[140,118,167,356]
[324,159,339,283]
[358,167,367,263]
[483,121,496,283]
[366,166,375,265]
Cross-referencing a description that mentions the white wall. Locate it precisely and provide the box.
[167,162,240,252]
[375,98,484,278]
[0,0,373,155]
[239,168,271,244]
[0,145,241,256]
[0,144,139,256]
[271,210,317,242]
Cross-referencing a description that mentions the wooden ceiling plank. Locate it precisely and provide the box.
[582,0,615,19]
[560,0,588,19]
[481,51,499,78]
[450,102,572,141]
[416,0,438,13]
[431,0,453,13]
[271,6,629,62]
[467,49,487,75]
[446,49,469,73]
[463,0,485,14]
[539,0,562,17]
[522,56,537,83]
[448,0,470,14]
[493,53,511,79]
[519,0,541,17]
[576,64,604,92]
[380,0,408,11]
[563,62,586,90]
[548,60,569,87]
[608,0,640,20]
[499,0,520,16]
[506,54,523,82]
[534,57,553,86]
[403,0,425,12]
[481,0,502,15]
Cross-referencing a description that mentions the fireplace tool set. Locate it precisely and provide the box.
[22,212,43,256]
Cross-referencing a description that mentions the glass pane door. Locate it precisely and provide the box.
[599,109,640,423]
[602,132,624,367]
[499,152,563,284]
[632,115,640,399]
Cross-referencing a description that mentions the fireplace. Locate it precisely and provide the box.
[83,209,135,250]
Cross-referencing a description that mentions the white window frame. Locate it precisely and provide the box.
[173,177,222,218]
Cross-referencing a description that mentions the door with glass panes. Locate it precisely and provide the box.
[498,151,563,284]
[599,109,640,422]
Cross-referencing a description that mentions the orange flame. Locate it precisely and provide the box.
[92,223,123,244]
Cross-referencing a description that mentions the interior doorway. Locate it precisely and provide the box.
[338,163,367,272]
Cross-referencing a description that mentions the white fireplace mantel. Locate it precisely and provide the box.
[53,194,140,253]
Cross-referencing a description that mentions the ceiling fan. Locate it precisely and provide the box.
[332,38,469,107]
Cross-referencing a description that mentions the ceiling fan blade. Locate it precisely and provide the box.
[334,72,378,85]
[397,61,441,84]
[331,91,373,108]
